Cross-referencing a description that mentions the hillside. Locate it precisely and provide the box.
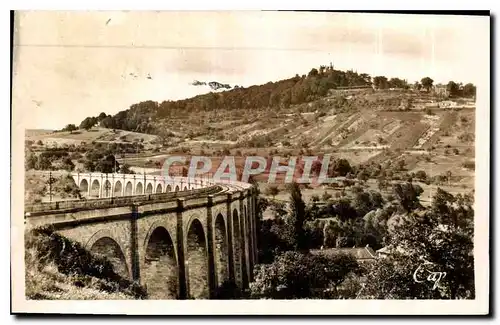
[26,127,160,149]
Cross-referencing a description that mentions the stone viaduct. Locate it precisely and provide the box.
[71,172,205,198]
[25,173,259,299]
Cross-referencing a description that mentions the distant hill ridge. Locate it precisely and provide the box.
[78,65,475,136]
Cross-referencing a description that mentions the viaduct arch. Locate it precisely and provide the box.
[51,172,213,199]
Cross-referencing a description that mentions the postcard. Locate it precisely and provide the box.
[11,10,490,315]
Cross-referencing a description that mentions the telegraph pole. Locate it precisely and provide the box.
[49,171,52,203]
[48,171,55,203]
[105,173,110,198]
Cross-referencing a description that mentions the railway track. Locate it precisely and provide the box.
[25,176,253,213]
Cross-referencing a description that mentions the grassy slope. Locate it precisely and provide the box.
[25,127,159,146]
[25,227,147,300]
[25,172,81,204]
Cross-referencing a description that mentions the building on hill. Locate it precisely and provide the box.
[438,100,458,108]
[310,246,377,262]
[375,245,409,258]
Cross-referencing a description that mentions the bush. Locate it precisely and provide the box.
[462,161,475,170]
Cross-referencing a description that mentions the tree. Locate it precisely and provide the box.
[415,170,427,182]
[250,251,360,299]
[83,160,96,172]
[396,159,406,171]
[353,191,374,217]
[79,117,96,131]
[392,182,423,213]
[36,155,52,170]
[53,174,81,199]
[388,77,406,89]
[287,182,308,251]
[100,116,115,128]
[446,81,460,97]
[266,185,280,199]
[62,124,78,133]
[308,68,319,78]
[95,154,120,173]
[250,252,328,299]
[25,152,38,170]
[97,112,108,121]
[462,83,476,98]
[329,158,352,177]
[361,202,474,299]
[61,157,75,172]
[332,198,358,222]
[323,253,361,295]
[322,220,337,248]
[360,73,371,85]
[431,187,474,229]
[421,77,434,92]
[363,207,393,247]
[373,76,388,89]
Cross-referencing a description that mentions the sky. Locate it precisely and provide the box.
[12,11,490,130]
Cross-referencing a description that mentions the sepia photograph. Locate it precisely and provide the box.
[10,10,490,315]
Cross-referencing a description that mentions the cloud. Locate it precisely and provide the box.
[168,49,251,75]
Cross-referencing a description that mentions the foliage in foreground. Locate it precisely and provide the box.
[361,205,474,299]
[250,251,361,299]
[252,181,475,300]
[25,226,147,300]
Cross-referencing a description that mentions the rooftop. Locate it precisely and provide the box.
[310,246,377,260]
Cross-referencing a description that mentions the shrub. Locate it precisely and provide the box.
[462,161,475,170]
